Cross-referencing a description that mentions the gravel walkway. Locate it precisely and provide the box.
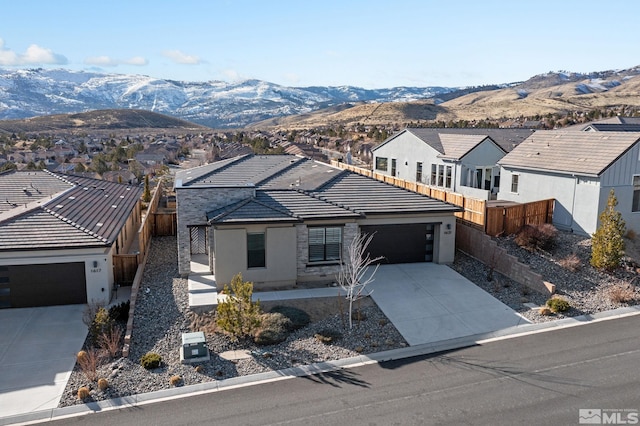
[60,231,640,407]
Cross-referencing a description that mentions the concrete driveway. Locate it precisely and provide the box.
[368,263,530,346]
[0,304,87,418]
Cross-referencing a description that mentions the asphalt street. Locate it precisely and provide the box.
[46,314,640,426]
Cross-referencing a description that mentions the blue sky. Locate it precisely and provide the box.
[2,0,639,89]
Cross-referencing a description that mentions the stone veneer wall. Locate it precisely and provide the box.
[296,222,358,284]
[176,186,254,275]
[455,222,555,295]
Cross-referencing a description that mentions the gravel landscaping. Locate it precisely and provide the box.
[59,230,640,407]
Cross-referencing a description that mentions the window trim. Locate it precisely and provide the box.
[375,157,388,172]
[511,174,519,194]
[247,232,266,268]
[308,226,343,264]
[633,175,640,212]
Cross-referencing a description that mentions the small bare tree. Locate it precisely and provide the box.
[337,232,384,329]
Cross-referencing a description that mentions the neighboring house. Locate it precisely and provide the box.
[371,128,532,200]
[577,116,640,132]
[0,170,143,308]
[174,154,461,290]
[497,131,640,236]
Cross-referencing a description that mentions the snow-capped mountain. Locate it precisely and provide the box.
[0,68,457,128]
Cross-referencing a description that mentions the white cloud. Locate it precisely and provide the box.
[0,38,67,66]
[162,50,201,65]
[84,56,148,67]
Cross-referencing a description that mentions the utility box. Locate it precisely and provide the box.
[180,331,210,364]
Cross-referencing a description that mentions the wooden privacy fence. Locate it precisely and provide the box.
[113,179,177,284]
[331,160,487,229]
[485,199,555,236]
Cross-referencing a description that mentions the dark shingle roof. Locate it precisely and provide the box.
[498,131,640,176]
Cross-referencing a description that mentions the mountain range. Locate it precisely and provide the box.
[1,66,640,129]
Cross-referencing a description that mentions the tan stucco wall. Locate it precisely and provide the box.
[213,224,297,290]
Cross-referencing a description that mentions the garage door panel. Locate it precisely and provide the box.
[360,224,435,264]
[7,263,87,308]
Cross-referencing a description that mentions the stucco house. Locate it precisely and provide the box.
[371,128,532,200]
[0,170,143,308]
[497,131,640,235]
[174,154,461,290]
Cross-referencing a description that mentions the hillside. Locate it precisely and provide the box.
[253,67,640,129]
[0,109,209,133]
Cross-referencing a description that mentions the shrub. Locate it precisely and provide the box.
[268,306,311,330]
[514,224,557,251]
[98,325,123,359]
[77,386,90,400]
[140,352,162,369]
[97,378,109,391]
[108,300,130,323]
[558,253,581,272]
[545,297,570,313]
[169,375,182,386]
[254,312,292,345]
[216,273,262,340]
[89,307,114,345]
[591,189,626,270]
[77,348,102,381]
[609,283,636,304]
[82,301,105,328]
[314,328,342,345]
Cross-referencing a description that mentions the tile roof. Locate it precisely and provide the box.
[0,171,143,251]
[176,155,303,187]
[0,170,73,213]
[180,154,461,221]
[313,173,462,215]
[208,190,361,224]
[497,131,640,176]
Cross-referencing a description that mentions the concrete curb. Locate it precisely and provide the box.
[3,305,640,426]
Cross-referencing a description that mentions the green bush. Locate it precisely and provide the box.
[89,307,114,345]
[591,189,626,270]
[254,313,292,346]
[314,328,342,345]
[545,297,570,313]
[216,273,262,340]
[140,352,162,369]
[268,306,310,330]
[108,300,130,323]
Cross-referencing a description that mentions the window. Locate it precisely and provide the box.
[445,166,452,188]
[431,164,437,185]
[416,162,423,182]
[391,158,397,177]
[633,175,640,212]
[375,157,388,171]
[511,174,519,193]
[247,233,265,268]
[438,165,444,187]
[308,227,342,262]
